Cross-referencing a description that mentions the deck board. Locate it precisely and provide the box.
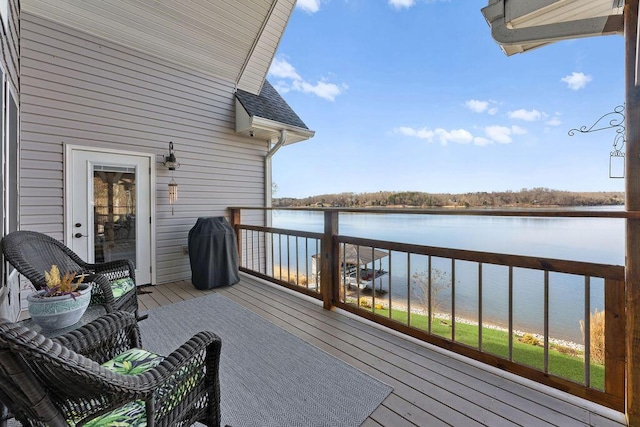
[142,275,628,427]
[360,418,383,427]
[368,405,418,427]
[137,291,159,311]
[149,282,186,304]
[378,394,450,427]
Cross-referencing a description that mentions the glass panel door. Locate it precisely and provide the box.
[93,165,137,265]
[69,148,152,285]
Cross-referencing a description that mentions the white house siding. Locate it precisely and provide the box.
[0,0,19,93]
[20,12,268,285]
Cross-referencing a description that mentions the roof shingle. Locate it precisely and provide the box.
[235,80,309,130]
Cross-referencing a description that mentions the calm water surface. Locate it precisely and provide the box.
[272,207,624,343]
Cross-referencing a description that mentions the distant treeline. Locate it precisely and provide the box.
[273,188,625,208]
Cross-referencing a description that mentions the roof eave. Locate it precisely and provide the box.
[235,101,315,145]
[251,116,316,145]
[481,0,624,56]
[22,0,296,94]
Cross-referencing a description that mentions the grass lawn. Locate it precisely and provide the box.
[355,302,604,390]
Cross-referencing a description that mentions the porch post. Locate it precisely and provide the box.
[320,211,339,310]
[625,1,640,424]
[229,208,242,267]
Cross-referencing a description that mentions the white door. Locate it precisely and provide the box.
[67,147,153,285]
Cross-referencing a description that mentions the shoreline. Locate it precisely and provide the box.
[348,295,585,352]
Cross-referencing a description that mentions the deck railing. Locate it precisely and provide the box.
[229,207,626,411]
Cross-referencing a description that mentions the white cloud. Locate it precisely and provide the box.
[484,126,513,144]
[435,128,473,145]
[508,109,543,121]
[396,122,528,146]
[561,72,592,90]
[387,0,448,8]
[546,116,562,126]
[473,137,492,146]
[465,99,498,115]
[292,79,345,102]
[268,57,302,80]
[272,80,291,94]
[268,56,346,101]
[395,126,435,140]
[388,0,416,8]
[395,126,474,145]
[296,0,321,13]
[465,99,489,113]
[483,125,527,144]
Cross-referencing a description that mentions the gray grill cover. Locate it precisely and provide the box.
[188,217,240,290]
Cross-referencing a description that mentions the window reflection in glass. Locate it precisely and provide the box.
[93,166,136,267]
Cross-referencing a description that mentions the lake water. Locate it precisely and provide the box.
[271,207,625,343]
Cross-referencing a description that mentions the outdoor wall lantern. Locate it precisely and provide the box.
[609,131,625,179]
[568,105,625,179]
[163,141,180,214]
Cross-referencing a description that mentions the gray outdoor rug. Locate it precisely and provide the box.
[139,293,393,427]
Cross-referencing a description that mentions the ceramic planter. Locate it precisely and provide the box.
[27,283,93,330]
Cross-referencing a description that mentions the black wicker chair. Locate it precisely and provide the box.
[0,311,222,426]
[0,230,143,320]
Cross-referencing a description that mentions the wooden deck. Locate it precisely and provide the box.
[138,274,628,427]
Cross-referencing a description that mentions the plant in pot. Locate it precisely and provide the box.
[26,265,93,330]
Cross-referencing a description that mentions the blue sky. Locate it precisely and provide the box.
[269,0,625,198]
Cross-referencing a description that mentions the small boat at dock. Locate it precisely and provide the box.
[312,243,389,290]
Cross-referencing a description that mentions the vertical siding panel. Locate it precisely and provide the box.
[20,13,267,285]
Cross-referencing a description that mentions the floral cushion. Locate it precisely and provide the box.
[77,348,205,426]
[81,348,163,426]
[110,277,136,300]
[101,348,164,375]
[83,401,146,427]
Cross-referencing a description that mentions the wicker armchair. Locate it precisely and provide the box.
[0,230,142,320]
[0,311,222,426]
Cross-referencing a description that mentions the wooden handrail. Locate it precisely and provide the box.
[229,206,639,219]
[235,224,323,240]
[338,235,624,281]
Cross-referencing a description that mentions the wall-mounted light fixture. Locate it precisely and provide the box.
[163,141,180,214]
[163,141,181,170]
[568,105,625,179]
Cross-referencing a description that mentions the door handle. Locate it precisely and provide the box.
[74,233,86,238]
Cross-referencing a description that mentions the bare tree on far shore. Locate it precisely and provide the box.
[273,188,624,208]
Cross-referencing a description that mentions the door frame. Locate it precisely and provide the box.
[64,144,156,285]
[0,61,22,321]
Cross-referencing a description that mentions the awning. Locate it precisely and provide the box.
[341,244,389,267]
[481,0,624,55]
[235,80,315,145]
[312,244,389,267]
